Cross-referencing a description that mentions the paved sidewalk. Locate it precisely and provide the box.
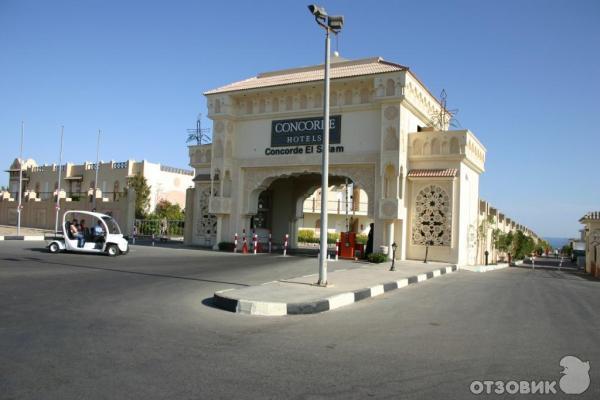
[214,260,458,316]
[0,225,51,240]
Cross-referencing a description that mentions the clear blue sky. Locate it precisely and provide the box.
[1,0,598,238]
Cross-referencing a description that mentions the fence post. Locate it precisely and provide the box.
[283,233,288,257]
[335,240,339,261]
[234,233,238,253]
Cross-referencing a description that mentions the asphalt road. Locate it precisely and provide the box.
[1,242,599,399]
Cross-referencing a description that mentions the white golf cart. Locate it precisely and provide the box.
[47,210,129,256]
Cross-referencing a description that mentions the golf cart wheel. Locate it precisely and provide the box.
[106,244,119,257]
[48,243,60,253]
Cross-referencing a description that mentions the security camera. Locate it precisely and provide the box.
[308,4,327,19]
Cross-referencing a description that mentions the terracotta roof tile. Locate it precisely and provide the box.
[204,57,407,95]
[407,168,458,178]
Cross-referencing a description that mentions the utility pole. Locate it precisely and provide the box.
[17,121,24,236]
[54,126,64,234]
[93,129,101,210]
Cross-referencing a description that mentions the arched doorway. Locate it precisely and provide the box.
[247,171,371,248]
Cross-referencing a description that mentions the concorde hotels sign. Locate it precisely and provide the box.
[265,115,344,155]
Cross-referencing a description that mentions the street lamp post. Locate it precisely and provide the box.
[389,242,398,271]
[308,4,344,286]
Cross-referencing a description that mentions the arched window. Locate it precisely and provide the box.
[450,137,460,153]
[245,100,253,114]
[412,185,451,246]
[383,164,397,198]
[299,95,307,109]
[431,138,441,155]
[385,79,395,96]
[360,88,369,104]
[272,97,279,112]
[258,98,266,113]
[285,96,293,111]
[344,90,352,105]
[413,139,423,155]
[314,92,322,108]
[330,92,338,106]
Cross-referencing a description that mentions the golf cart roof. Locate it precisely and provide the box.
[63,210,114,220]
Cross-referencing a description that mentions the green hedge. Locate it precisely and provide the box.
[367,252,387,263]
[297,229,338,244]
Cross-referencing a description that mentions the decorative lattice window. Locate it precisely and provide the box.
[412,185,451,246]
[196,187,217,244]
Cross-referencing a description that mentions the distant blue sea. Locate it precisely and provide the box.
[544,237,570,249]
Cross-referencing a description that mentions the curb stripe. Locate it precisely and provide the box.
[212,265,459,316]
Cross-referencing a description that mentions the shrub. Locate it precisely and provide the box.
[297,230,339,244]
[218,242,235,251]
[367,252,387,263]
[297,229,315,243]
[355,234,368,244]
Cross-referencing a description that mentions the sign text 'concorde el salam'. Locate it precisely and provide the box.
[271,115,341,147]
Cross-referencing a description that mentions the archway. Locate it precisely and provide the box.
[247,172,371,248]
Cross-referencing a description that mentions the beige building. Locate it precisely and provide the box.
[6,158,193,212]
[579,211,600,277]
[186,54,486,265]
[476,199,540,264]
[184,55,518,266]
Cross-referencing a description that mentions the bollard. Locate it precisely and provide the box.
[152,233,155,247]
[242,229,248,254]
[234,233,238,253]
[335,240,339,261]
[268,233,272,253]
[253,233,258,255]
[283,234,289,256]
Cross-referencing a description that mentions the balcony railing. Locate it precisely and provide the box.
[303,199,368,215]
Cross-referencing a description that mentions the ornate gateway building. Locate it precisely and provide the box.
[185,56,487,265]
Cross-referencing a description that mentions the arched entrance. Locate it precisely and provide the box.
[244,167,374,249]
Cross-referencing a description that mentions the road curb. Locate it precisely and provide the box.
[213,265,459,316]
[0,235,45,241]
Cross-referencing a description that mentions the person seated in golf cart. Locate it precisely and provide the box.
[93,220,105,238]
[69,218,85,248]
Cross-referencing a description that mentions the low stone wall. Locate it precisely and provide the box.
[0,191,136,236]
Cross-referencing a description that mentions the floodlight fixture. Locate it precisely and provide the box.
[327,15,344,32]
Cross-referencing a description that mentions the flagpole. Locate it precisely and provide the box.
[17,121,24,236]
[93,129,100,210]
[54,126,64,234]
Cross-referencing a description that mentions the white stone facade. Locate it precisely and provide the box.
[186,56,490,265]
[5,158,193,212]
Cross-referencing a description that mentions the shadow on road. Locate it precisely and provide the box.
[1,255,250,287]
